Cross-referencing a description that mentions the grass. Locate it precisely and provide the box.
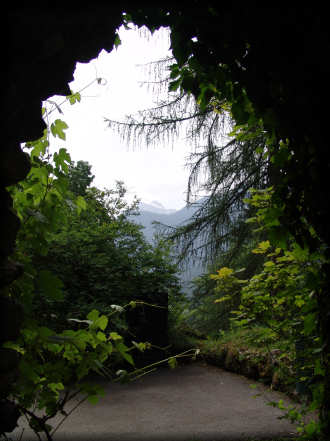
[168,324,297,399]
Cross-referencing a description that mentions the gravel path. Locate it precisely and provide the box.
[12,362,298,441]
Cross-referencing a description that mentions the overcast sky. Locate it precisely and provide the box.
[45,25,196,210]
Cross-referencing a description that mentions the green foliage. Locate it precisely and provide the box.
[31,182,180,335]
[5,307,135,438]
[167,289,200,350]
[185,231,265,338]
[5,108,129,439]
[3,100,182,440]
[67,160,95,196]
[208,188,325,438]
[66,91,81,105]
[50,119,69,140]
[174,185,325,438]
[186,268,244,338]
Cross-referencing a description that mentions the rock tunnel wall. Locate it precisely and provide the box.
[2,5,330,437]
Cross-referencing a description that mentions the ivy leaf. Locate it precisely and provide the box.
[95,315,108,331]
[50,119,69,140]
[67,92,81,105]
[87,309,100,322]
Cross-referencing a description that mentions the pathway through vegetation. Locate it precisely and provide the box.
[13,362,298,441]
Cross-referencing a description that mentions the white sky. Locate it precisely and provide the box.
[45,25,196,210]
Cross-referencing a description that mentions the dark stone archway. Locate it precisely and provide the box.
[1,6,125,431]
[2,5,330,438]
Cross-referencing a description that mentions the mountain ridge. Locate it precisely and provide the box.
[130,200,205,295]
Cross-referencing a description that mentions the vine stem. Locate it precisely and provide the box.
[50,395,88,438]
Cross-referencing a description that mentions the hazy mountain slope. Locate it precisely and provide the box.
[130,201,205,295]
[132,201,201,243]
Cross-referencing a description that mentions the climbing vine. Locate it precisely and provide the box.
[3,94,197,440]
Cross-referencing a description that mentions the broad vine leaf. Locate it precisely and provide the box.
[87,309,99,322]
[67,92,81,105]
[50,119,69,140]
[95,316,108,331]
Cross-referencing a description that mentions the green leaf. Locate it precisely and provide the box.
[294,297,305,308]
[67,92,81,105]
[97,316,108,331]
[169,78,181,92]
[252,241,271,254]
[116,342,134,366]
[264,260,275,267]
[168,357,177,369]
[75,195,87,215]
[87,309,99,322]
[53,148,71,173]
[3,342,25,355]
[48,382,64,394]
[50,119,69,140]
[122,351,134,366]
[109,332,122,341]
[96,331,107,342]
[214,295,231,304]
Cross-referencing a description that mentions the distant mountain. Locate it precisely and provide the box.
[130,200,205,295]
[132,200,202,243]
[139,201,177,215]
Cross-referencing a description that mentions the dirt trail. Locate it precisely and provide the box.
[12,362,299,441]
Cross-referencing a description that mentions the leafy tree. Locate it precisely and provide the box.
[32,179,180,343]
[67,160,95,196]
